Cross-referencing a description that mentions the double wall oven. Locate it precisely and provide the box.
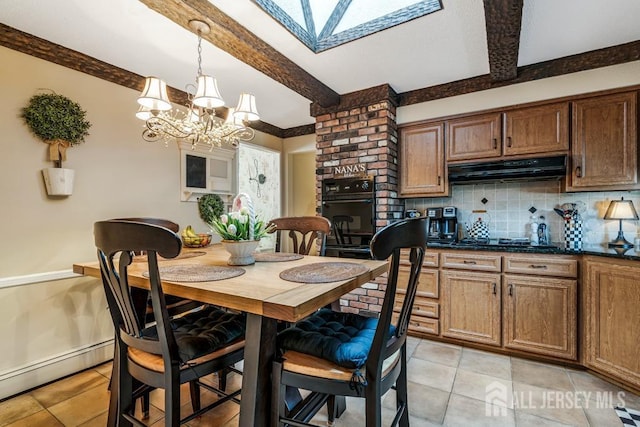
[321,176,375,259]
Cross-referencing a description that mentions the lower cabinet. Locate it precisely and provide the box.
[503,274,577,360]
[441,270,502,346]
[584,258,640,389]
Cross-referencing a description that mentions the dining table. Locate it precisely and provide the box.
[73,243,389,427]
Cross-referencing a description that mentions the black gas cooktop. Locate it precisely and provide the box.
[449,238,555,248]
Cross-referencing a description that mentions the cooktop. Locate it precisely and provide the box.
[452,238,555,248]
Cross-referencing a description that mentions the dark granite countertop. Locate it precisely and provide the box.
[426,242,640,261]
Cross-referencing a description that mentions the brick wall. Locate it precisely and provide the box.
[313,94,403,314]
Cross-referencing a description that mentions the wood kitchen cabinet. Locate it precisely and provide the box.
[446,112,502,161]
[441,269,502,346]
[503,102,569,157]
[567,91,639,191]
[503,274,577,360]
[584,257,640,389]
[399,121,447,197]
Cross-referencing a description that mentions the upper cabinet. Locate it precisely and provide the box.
[446,112,502,161]
[503,102,569,157]
[399,121,448,197]
[567,91,639,191]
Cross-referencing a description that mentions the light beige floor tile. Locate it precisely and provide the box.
[458,347,511,381]
[0,394,44,426]
[406,336,421,358]
[77,411,108,427]
[511,358,574,392]
[93,361,113,379]
[185,400,240,427]
[46,383,110,426]
[383,382,450,424]
[443,394,515,427]
[30,369,109,408]
[583,404,628,427]
[407,358,457,392]
[512,382,589,426]
[452,370,513,409]
[412,340,462,368]
[215,413,239,427]
[568,370,640,408]
[515,411,574,426]
[3,409,63,427]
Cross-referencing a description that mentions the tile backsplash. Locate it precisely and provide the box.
[405,180,640,246]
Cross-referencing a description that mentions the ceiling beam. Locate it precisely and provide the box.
[138,0,340,108]
[398,40,640,106]
[483,0,524,81]
[0,23,285,138]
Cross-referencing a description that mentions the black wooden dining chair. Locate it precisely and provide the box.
[95,220,245,426]
[267,216,331,255]
[271,217,428,427]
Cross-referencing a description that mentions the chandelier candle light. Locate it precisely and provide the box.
[136,20,259,150]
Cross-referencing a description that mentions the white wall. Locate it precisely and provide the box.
[0,46,282,398]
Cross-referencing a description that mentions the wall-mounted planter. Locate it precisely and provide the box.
[42,168,74,196]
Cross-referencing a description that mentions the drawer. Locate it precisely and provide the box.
[398,266,439,298]
[400,249,439,267]
[504,254,578,278]
[394,295,439,318]
[441,252,501,272]
[393,312,439,335]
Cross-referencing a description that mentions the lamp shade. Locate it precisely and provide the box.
[224,108,244,128]
[234,93,260,122]
[193,75,225,109]
[137,77,172,111]
[603,197,639,220]
[135,106,152,121]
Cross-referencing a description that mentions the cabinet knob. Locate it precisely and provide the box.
[492,283,497,295]
[529,264,548,269]
[507,136,512,147]
[493,138,498,149]
[463,260,477,265]
[437,176,441,185]
[575,165,582,178]
[508,284,514,296]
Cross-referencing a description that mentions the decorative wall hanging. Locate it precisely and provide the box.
[22,92,91,196]
[248,159,267,198]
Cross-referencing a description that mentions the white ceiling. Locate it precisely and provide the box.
[1,0,640,130]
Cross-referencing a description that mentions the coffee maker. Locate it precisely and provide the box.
[426,206,458,243]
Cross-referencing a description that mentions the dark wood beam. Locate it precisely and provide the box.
[399,40,640,106]
[283,124,316,138]
[138,0,340,108]
[0,23,285,138]
[483,0,523,81]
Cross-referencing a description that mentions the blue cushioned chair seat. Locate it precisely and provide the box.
[278,308,394,369]
[141,306,245,362]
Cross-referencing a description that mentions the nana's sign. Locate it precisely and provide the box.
[333,163,367,178]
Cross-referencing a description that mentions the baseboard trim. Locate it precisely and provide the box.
[0,339,114,400]
[0,269,81,290]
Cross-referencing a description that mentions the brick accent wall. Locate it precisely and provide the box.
[313,92,403,314]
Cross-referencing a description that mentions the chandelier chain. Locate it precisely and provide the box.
[196,31,203,79]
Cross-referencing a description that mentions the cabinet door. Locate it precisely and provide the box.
[446,113,502,161]
[398,266,439,298]
[568,91,638,191]
[399,122,447,196]
[584,260,640,388]
[441,270,501,346]
[504,102,569,156]
[503,275,577,360]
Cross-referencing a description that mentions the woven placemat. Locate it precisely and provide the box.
[143,265,245,282]
[279,262,369,284]
[254,252,304,262]
[134,251,206,263]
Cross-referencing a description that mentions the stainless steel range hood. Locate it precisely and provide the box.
[448,156,566,184]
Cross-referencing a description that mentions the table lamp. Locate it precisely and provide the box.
[603,197,639,248]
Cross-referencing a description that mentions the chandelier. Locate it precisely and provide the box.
[135,20,259,150]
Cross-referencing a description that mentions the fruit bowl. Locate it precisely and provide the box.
[181,233,212,248]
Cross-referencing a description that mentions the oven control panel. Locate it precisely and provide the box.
[322,176,374,200]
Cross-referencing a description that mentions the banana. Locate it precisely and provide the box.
[185,225,198,238]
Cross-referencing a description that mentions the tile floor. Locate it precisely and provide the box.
[1,337,638,426]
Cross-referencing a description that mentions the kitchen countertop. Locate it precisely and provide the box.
[426,241,640,260]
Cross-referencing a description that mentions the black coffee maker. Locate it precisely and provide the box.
[426,206,458,242]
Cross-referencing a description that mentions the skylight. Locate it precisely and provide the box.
[253,0,443,53]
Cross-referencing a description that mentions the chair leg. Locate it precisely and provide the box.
[142,391,150,419]
[271,361,286,427]
[396,348,410,427]
[117,361,134,427]
[165,379,181,427]
[326,395,346,424]
[218,367,228,391]
[365,383,383,427]
[189,380,201,412]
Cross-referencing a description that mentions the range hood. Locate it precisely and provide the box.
[448,156,566,184]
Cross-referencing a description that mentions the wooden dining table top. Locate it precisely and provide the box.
[72,244,389,323]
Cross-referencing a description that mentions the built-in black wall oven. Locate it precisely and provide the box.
[321,176,375,259]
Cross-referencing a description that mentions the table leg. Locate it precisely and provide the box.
[239,313,277,427]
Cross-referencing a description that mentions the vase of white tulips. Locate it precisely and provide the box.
[208,193,275,265]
